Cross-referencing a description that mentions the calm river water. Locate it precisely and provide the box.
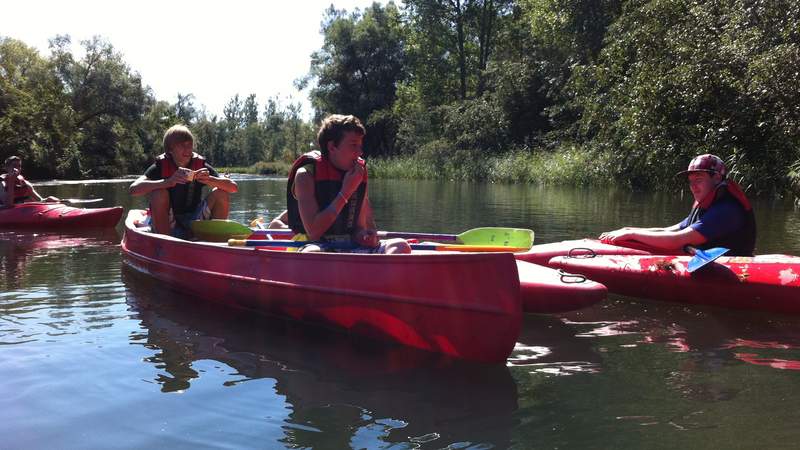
[2,176,800,449]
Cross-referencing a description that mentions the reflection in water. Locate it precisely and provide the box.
[0,229,123,345]
[510,314,604,376]
[122,268,518,449]
[561,298,800,376]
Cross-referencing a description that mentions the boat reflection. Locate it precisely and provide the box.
[510,314,604,376]
[0,229,120,289]
[122,267,519,448]
[560,298,800,373]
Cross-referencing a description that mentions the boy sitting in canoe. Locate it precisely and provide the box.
[129,125,238,237]
[599,154,756,256]
[287,114,410,254]
[1,156,60,208]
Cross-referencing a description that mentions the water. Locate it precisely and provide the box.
[2,177,800,449]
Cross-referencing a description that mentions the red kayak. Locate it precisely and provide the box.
[0,202,123,228]
[516,238,655,266]
[122,210,522,363]
[549,253,800,313]
[516,260,607,313]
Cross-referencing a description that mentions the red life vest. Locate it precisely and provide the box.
[156,152,206,178]
[1,174,34,203]
[286,151,367,238]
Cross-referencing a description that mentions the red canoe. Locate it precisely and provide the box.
[248,231,607,314]
[0,202,123,228]
[122,210,522,363]
[549,253,800,313]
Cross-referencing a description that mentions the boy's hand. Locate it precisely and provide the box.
[353,228,379,248]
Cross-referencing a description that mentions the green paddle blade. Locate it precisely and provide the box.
[191,219,251,242]
[457,227,534,248]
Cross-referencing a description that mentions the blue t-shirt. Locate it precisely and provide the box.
[679,197,745,242]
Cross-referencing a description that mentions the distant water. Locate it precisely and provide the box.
[1,177,799,449]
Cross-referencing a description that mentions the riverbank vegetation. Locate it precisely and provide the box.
[2,0,799,201]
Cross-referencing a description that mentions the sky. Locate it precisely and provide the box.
[1,0,383,119]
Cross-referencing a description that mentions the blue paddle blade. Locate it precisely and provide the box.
[687,247,729,272]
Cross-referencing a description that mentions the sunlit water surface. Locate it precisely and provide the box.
[2,177,800,449]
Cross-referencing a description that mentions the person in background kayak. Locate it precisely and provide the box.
[288,114,410,254]
[599,154,756,256]
[1,155,60,208]
[129,125,238,237]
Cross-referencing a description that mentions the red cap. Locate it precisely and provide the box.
[677,154,727,177]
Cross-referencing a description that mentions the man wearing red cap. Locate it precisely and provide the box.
[599,154,756,256]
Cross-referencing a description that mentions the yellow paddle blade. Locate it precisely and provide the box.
[191,220,251,242]
[457,228,534,248]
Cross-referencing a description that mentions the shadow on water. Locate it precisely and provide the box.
[121,267,519,449]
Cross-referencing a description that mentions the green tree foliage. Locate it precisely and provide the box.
[308,2,407,156]
[569,0,800,191]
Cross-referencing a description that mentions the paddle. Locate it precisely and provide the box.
[227,238,528,253]
[250,226,535,248]
[191,219,252,242]
[63,198,103,204]
[684,245,729,272]
[192,219,534,248]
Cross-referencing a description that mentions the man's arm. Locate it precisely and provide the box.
[600,226,705,250]
[129,166,195,196]
[193,169,238,193]
[352,194,380,247]
[0,180,10,208]
[294,168,350,240]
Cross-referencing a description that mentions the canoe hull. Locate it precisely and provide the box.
[549,254,800,313]
[122,210,522,363]
[0,202,123,228]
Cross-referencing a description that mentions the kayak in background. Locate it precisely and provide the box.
[516,238,657,266]
[0,202,123,228]
[549,253,800,314]
[122,209,522,364]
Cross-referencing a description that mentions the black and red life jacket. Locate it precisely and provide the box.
[156,152,206,178]
[155,152,208,214]
[286,151,367,238]
[1,174,33,203]
[685,180,756,256]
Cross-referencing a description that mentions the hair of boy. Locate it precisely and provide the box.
[4,155,21,168]
[316,115,365,157]
[162,125,195,153]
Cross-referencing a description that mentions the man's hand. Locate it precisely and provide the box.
[193,168,211,184]
[353,228,379,248]
[167,167,194,186]
[598,228,633,244]
[341,164,365,198]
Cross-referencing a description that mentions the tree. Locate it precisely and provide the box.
[308,2,407,155]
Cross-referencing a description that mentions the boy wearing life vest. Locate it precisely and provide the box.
[1,156,60,208]
[599,154,756,256]
[287,114,410,254]
[129,125,238,237]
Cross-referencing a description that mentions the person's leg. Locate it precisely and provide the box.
[149,189,171,235]
[383,238,412,254]
[204,188,230,220]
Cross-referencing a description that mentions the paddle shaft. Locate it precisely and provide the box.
[228,239,526,252]
[250,228,459,242]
